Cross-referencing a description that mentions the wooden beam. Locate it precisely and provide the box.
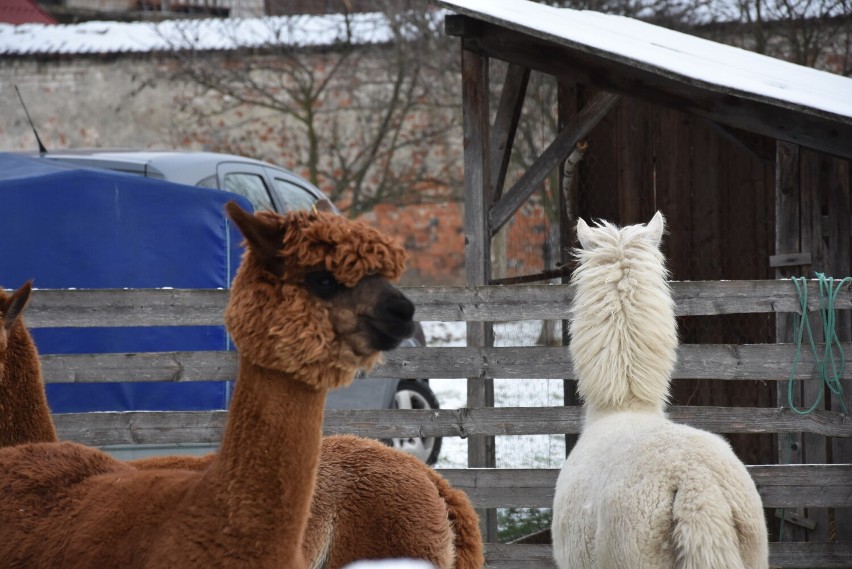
[53,405,852,446]
[15,279,852,329]
[488,91,619,235]
[704,119,773,162]
[16,279,852,331]
[461,42,498,540]
[439,464,852,509]
[23,288,229,328]
[825,155,852,540]
[489,63,529,203]
[769,252,813,268]
[41,342,852,384]
[477,542,852,569]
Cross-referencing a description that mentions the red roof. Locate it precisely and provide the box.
[0,0,57,25]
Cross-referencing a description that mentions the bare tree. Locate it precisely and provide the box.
[693,0,852,72]
[161,2,462,217]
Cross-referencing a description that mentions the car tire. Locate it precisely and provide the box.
[389,380,442,466]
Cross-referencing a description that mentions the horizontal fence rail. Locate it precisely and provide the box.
[483,542,852,569]
[40,343,852,383]
[439,465,852,509]
[18,280,852,328]
[52,405,852,445]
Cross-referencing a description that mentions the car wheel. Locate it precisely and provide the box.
[390,380,442,465]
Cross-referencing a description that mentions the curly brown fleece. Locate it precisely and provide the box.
[130,436,485,569]
[226,210,408,391]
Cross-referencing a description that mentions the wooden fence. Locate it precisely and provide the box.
[20,281,852,568]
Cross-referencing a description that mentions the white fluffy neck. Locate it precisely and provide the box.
[583,399,665,425]
[569,219,678,413]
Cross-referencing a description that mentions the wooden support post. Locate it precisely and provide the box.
[799,149,829,540]
[774,141,809,542]
[490,63,529,203]
[461,43,497,542]
[557,76,580,457]
[825,155,852,540]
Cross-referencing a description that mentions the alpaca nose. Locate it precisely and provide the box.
[383,293,415,323]
[377,290,416,341]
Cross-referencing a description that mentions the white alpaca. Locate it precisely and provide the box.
[552,212,768,569]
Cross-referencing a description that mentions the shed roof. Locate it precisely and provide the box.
[436,0,852,159]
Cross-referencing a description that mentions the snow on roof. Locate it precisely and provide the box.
[435,0,852,121]
[0,11,395,55]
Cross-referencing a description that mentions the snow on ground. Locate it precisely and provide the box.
[422,321,567,470]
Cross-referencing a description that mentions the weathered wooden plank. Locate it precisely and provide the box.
[775,140,809,542]
[769,252,814,268]
[23,288,229,328]
[461,43,498,541]
[769,541,852,568]
[490,62,529,202]
[797,150,831,540]
[18,280,852,329]
[439,465,852,508]
[824,154,852,541]
[53,405,851,446]
[41,351,239,383]
[483,543,555,568]
[481,542,852,569]
[41,343,852,383]
[54,410,228,446]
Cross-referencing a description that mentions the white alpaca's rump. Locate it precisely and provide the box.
[570,211,678,412]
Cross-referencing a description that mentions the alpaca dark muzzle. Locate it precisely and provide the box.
[363,286,416,351]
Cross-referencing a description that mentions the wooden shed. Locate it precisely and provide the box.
[433,0,852,563]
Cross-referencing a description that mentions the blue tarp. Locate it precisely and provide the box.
[0,153,251,412]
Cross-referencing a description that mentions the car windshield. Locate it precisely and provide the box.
[271,178,319,212]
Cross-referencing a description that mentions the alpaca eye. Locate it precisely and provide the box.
[305,270,341,299]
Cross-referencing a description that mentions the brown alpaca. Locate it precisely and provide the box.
[130,435,484,569]
[0,281,57,447]
[303,435,483,569]
[0,201,414,569]
[1,243,483,569]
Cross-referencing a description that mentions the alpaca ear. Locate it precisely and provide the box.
[314,199,334,214]
[645,211,665,247]
[576,218,594,250]
[3,280,32,332]
[226,201,286,277]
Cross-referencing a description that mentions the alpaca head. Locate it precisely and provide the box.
[224,201,415,390]
[0,281,33,363]
[569,212,677,412]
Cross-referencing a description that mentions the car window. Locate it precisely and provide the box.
[271,178,319,213]
[196,175,219,189]
[223,173,274,212]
